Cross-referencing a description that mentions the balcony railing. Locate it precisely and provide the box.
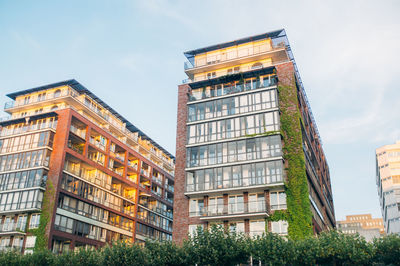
[187,76,277,102]
[184,42,278,70]
[70,124,86,139]
[4,88,79,110]
[191,201,267,217]
[152,176,163,185]
[186,176,283,193]
[138,203,173,220]
[0,245,23,252]
[0,222,26,233]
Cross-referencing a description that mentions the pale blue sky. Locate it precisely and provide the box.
[1,0,400,221]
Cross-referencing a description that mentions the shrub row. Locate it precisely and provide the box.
[0,228,399,266]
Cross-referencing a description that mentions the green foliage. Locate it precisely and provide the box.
[266,209,289,222]
[314,230,374,265]
[373,234,400,265]
[251,232,294,265]
[29,180,55,251]
[55,248,102,266]
[187,225,250,266]
[1,230,399,266]
[102,242,146,266]
[278,82,313,239]
[144,241,190,266]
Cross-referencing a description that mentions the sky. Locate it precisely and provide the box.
[1,0,400,221]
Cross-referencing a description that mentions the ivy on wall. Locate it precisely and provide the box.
[268,80,313,239]
[28,180,55,251]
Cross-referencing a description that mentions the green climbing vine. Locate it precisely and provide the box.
[28,180,55,251]
[277,80,313,240]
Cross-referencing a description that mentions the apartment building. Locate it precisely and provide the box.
[337,214,385,242]
[0,80,175,253]
[376,141,400,234]
[173,29,335,243]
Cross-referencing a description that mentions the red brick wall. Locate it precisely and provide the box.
[47,108,72,248]
[172,84,190,244]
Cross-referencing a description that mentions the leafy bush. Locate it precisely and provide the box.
[0,229,399,266]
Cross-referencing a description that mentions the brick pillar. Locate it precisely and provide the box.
[172,84,190,245]
[223,194,228,214]
[46,108,72,248]
[244,219,250,235]
[83,125,90,157]
[264,189,270,213]
[243,192,249,213]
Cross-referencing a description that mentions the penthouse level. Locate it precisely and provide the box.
[0,80,175,253]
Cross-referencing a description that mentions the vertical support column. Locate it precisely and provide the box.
[83,125,90,157]
[264,189,270,214]
[245,219,250,235]
[243,192,249,213]
[172,84,190,244]
[46,109,73,249]
[264,189,271,233]
[204,195,209,216]
[223,194,228,214]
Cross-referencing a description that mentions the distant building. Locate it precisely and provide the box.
[337,214,385,241]
[376,141,400,234]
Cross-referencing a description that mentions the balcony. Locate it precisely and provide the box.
[0,222,26,235]
[187,75,277,102]
[184,42,286,74]
[194,201,268,221]
[70,124,86,140]
[185,176,284,196]
[4,87,79,111]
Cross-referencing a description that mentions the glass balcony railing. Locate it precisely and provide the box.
[187,76,277,102]
[70,124,86,139]
[190,201,267,217]
[186,175,283,193]
[184,42,281,70]
[0,222,26,233]
[4,88,80,110]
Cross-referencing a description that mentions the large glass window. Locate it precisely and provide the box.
[187,111,279,144]
[0,169,47,190]
[270,191,287,210]
[186,135,281,168]
[249,220,265,237]
[189,198,204,217]
[0,149,51,172]
[186,160,283,192]
[0,189,43,212]
[187,75,277,102]
[0,117,57,138]
[271,220,288,234]
[60,173,134,217]
[187,88,277,122]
